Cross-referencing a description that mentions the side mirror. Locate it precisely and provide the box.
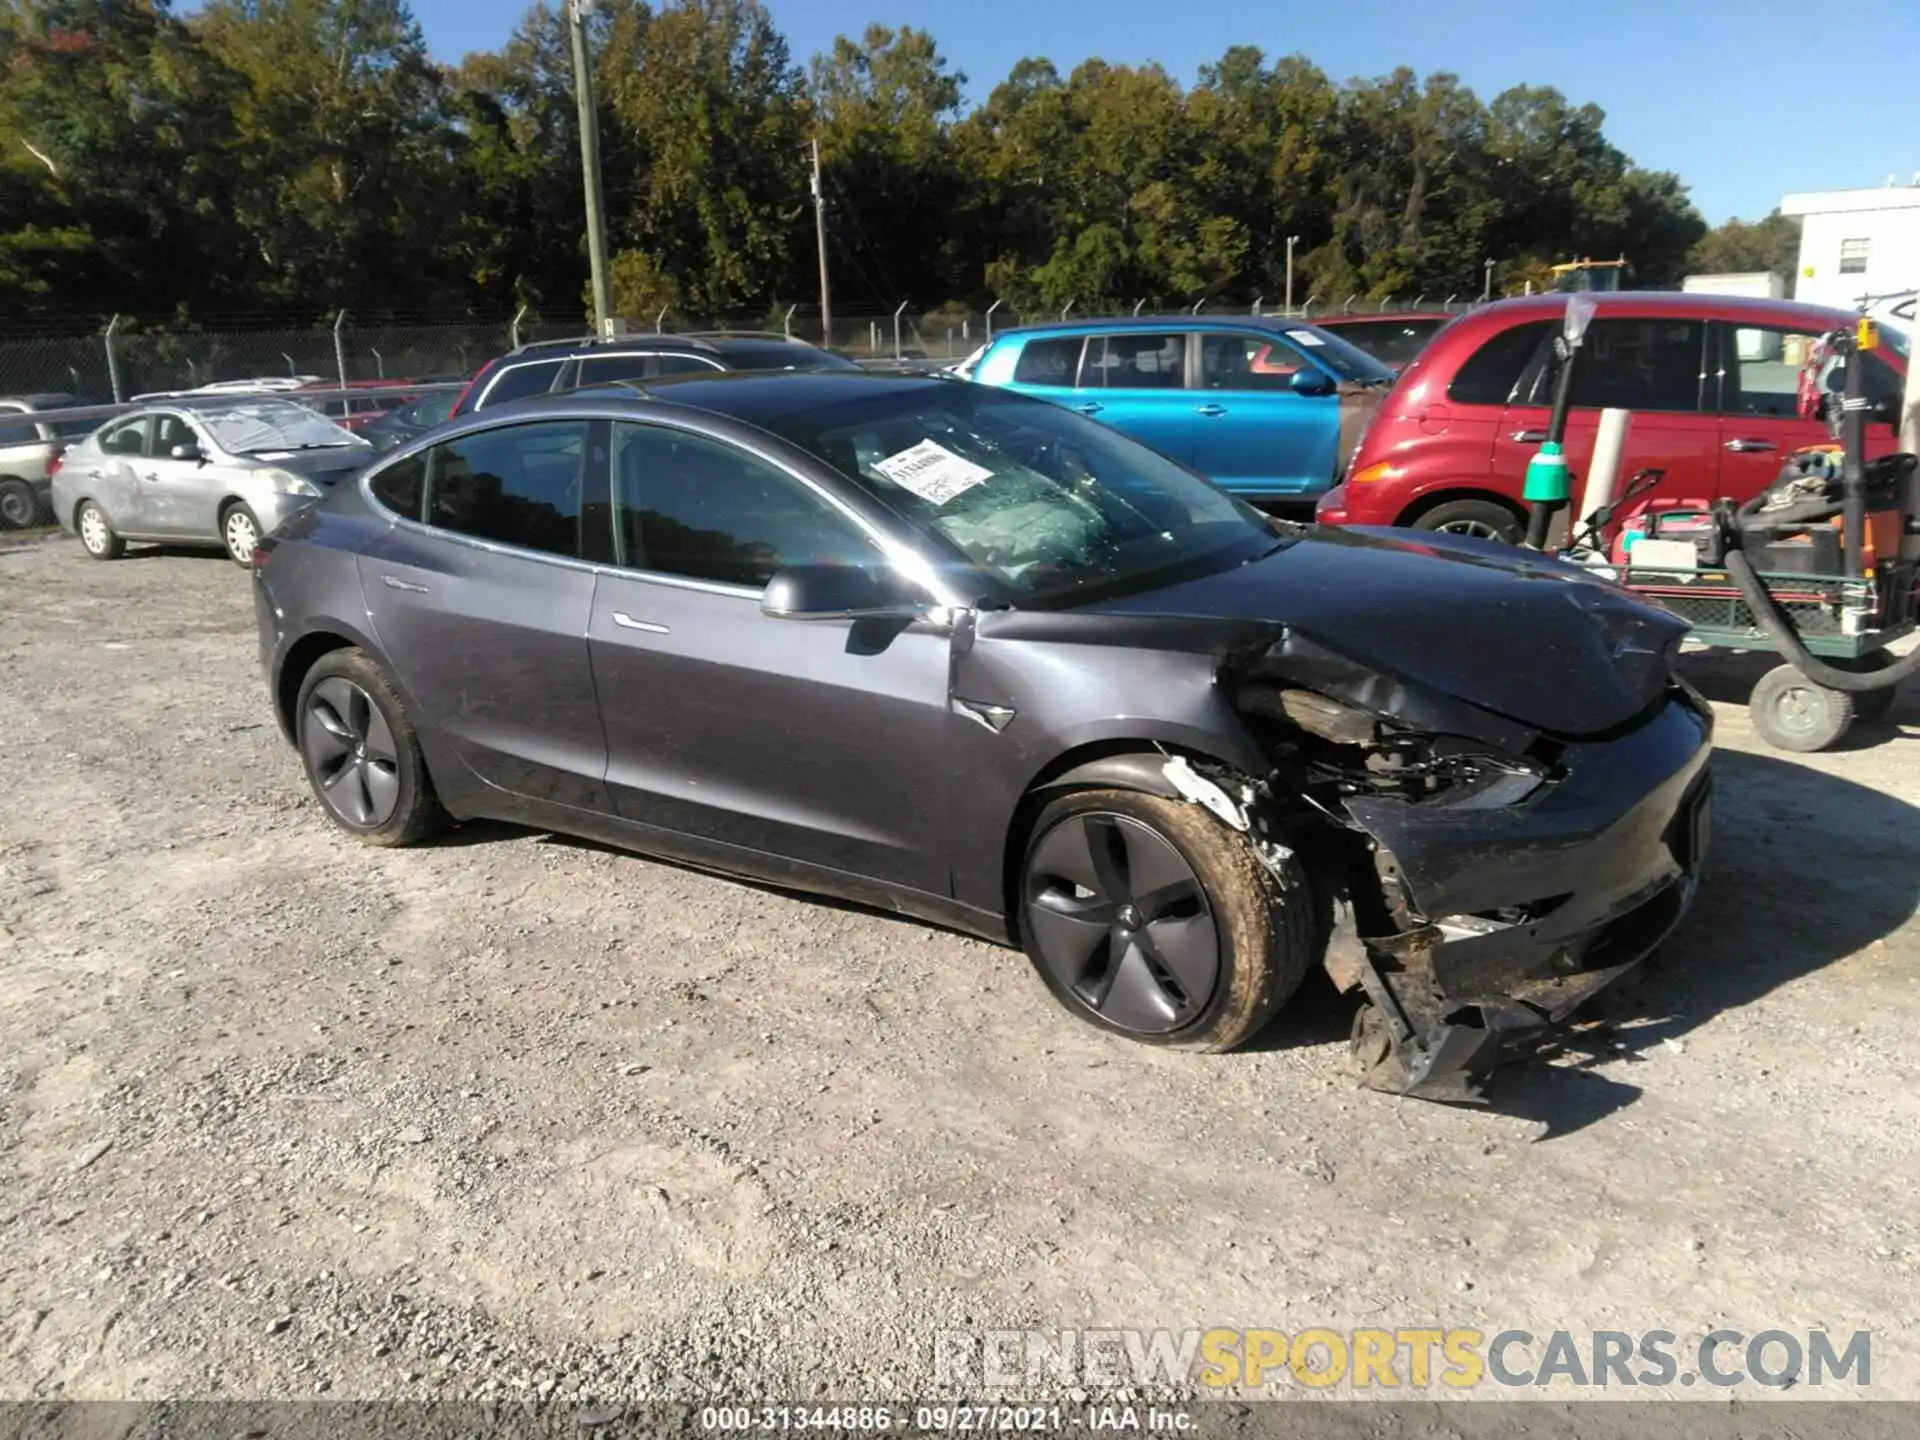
[760,564,926,622]
[1291,367,1337,397]
[169,443,203,462]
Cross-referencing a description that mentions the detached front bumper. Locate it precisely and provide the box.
[1337,694,1713,1100]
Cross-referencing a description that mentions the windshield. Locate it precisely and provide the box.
[756,385,1286,606]
[197,401,367,455]
[1282,323,1396,384]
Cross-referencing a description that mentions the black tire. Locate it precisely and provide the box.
[1409,498,1524,545]
[1831,651,1900,723]
[295,647,446,847]
[75,500,125,560]
[220,501,263,566]
[1750,663,1854,753]
[1017,788,1314,1052]
[0,478,41,529]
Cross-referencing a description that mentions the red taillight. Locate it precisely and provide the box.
[250,545,271,571]
[46,447,64,478]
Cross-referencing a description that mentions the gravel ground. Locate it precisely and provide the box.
[2,532,1918,1403]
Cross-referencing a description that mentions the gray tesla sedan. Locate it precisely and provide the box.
[251,372,1712,1098]
[52,397,372,565]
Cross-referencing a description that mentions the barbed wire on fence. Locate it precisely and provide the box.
[0,296,1503,399]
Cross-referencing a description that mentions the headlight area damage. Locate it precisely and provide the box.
[1185,627,1714,1102]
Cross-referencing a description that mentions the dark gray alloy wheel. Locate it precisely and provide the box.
[1023,811,1220,1034]
[302,676,403,828]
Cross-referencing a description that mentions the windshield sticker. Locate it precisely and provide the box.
[872,439,995,505]
[1286,329,1327,347]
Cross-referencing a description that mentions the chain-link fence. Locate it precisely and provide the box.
[0,297,1493,399]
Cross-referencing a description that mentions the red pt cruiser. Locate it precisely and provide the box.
[1317,292,1910,544]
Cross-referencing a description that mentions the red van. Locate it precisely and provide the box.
[1316,292,1910,543]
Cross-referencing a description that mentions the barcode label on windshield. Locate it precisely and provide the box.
[872,439,995,505]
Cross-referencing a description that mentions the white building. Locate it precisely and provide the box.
[1780,179,1920,310]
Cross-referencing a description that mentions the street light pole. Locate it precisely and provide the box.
[568,0,615,336]
[1285,235,1299,313]
[810,138,832,345]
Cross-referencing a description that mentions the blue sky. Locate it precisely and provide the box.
[410,0,1920,225]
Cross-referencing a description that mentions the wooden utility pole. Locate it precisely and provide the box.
[810,139,832,345]
[569,0,614,336]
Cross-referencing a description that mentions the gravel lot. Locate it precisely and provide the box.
[2,531,1918,1403]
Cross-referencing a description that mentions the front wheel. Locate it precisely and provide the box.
[221,503,262,566]
[295,648,447,847]
[1017,788,1314,1051]
[1410,498,1524,545]
[1750,663,1853,752]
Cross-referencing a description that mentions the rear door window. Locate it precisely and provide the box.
[1447,321,1552,406]
[1718,323,1823,417]
[1521,317,1708,412]
[98,418,150,456]
[422,420,589,558]
[1084,333,1187,389]
[1011,337,1084,387]
[477,359,565,409]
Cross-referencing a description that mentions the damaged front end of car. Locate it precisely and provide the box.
[1177,624,1714,1102]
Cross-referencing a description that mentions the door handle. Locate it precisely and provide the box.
[380,574,429,594]
[1723,437,1777,453]
[139,471,161,483]
[1510,428,1548,443]
[612,611,670,635]
[1074,402,1104,415]
[1196,403,1229,417]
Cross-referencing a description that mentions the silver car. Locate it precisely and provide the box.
[52,398,372,564]
[0,393,95,529]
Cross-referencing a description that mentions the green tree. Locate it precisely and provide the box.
[1689,210,1800,283]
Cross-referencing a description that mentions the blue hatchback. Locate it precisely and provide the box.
[968,316,1394,502]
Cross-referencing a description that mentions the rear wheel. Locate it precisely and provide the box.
[1410,498,1523,545]
[1750,663,1853,752]
[76,501,125,560]
[1831,651,1901,723]
[295,647,446,847]
[0,478,41,529]
[1017,788,1313,1051]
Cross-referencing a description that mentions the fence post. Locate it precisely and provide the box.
[333,310,349,390]
[510,304,528,350]
[1302,295,1318,317]
[655,306,668,335]
[1343,294,1357,314]
[892,301,907,359]
[283,353,297,377]
[986,298,1003,341]
[1133,298,1146,316]
[1191,298,1205,315]
[370,348,386,379]
[782,303,797,340]
[103,314,125,402]
[1060,301,1074,322]
[1251,295,1263,316]
[1412,293,1425,309]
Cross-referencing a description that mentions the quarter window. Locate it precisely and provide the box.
[1084,333,1186,389]
[1447,321,1551,406]
[609,422,877,589]
[422,420,588,558]
[1011,337,1084,387]
[368,452,427,521]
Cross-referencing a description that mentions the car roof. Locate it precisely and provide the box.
[483,368,952,429]
[987,314,1344,342]
[497,331,829,363]
[1314,312,1455,325]
[1,392,90,409]
[1467,290,1862,327]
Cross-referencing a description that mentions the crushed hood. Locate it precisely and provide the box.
[1079,524,1687,738]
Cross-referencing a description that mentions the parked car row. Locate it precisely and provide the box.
[32,291,1904,563]
[0,392,96,527]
